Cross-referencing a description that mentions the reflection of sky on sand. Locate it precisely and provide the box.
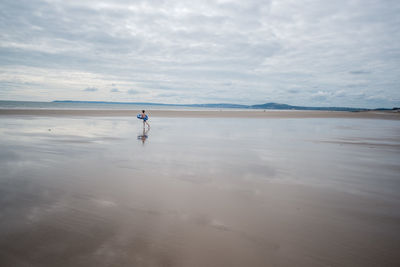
[0,116,400,266]
[0,116,399,202]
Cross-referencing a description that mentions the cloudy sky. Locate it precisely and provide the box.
[0,0,399,108]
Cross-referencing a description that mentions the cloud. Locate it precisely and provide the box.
[366,95,388,101]
[311,91,331,101]
[127,89,139,95]
[287,89,300,94]
[110,88,120,92]
[349,70,371,75]
[309,89,348,102]
[158,93,178,97]
[334,90,347,97]
[0,0,399,108]
[83,87,98,92]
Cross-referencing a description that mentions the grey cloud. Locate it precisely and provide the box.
[84,87,98,92]
[158,93,178,97]
[110,88,120,93]
[311,91,330,101]
[349,70,371,75]
[288,89,300,94]
[0,0,399,108]
[127,89,139,95]
[334,90,347,97]
[346,83,367,88]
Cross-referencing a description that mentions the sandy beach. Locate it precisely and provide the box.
[0,108,399,120]
[0,112,399,266]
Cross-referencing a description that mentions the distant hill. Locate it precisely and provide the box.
[188,102,376,111]
[186,103,249,109]
[53,100,378,111]
[249,103,370,111]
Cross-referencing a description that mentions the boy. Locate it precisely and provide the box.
[140,110,150,128]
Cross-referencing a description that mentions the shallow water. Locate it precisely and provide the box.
[0,116,399,266]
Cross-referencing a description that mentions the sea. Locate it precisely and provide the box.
[0,100,244,111]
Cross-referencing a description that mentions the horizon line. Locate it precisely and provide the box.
[1,99,397,110]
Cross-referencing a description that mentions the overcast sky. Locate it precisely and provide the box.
[0,0,399,107]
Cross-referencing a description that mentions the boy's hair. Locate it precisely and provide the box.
[142,110,145,113]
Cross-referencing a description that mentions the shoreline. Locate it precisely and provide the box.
[0,109,399,119]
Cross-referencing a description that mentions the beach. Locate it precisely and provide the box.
[1,108,399,120]
[0,111,399,266]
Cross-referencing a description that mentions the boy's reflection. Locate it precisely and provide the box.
[137,127,149,145]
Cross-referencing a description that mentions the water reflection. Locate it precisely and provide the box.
[137,127,149,145]
[1,117,400,266]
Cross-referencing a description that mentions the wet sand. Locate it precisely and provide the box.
[0,108,399,120]
[0,115,399,266]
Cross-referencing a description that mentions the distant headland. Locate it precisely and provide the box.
[53,100,395,112]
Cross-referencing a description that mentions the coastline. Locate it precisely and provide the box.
[0,109,399,119]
